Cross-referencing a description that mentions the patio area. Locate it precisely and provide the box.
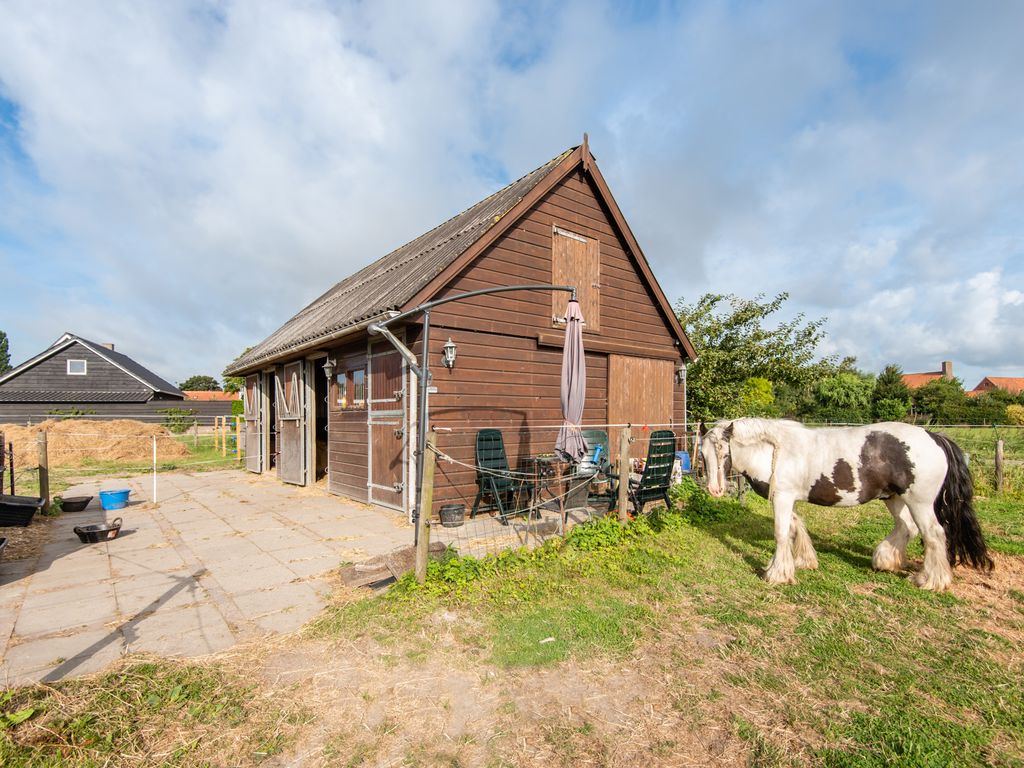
[0,469,412,686]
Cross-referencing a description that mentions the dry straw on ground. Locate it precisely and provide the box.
[0,420,189,468]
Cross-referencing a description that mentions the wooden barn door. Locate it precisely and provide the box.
[243,374,263,473]
[608,356,674,455]
[276,361,307,485]
[367,343,406,511]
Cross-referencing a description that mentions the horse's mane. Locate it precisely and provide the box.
[727,418,807,446]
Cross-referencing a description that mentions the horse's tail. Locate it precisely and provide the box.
[928,432,994,571]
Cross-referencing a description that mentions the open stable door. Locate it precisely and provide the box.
[243,374,263,473]
[276,361,307,485]
[367,344,406,511]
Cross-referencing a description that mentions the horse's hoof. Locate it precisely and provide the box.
[910,570,952,591]
[762,567,797,585]
[794,556,819,570]
[872,542,907,572]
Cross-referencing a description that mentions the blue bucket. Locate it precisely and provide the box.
[675,451,691,472]
[99,489,131,511]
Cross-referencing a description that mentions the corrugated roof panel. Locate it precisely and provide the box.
[228,148,575,372]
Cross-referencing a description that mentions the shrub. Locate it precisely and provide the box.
[872,397,909,422]
[1008,404,1024,426]
[159,407,197,434]
[231,400,244,417]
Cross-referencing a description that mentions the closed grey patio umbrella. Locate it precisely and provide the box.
[555,298,587,462]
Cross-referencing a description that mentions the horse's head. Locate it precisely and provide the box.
[700,420,734,498]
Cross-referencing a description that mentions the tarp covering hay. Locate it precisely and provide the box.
[0,420,190,468]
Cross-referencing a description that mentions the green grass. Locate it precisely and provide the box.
[312,485,1024,767]
[0,661,301,767]
[11,434,243,498]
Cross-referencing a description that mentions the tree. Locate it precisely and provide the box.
[872,364,911,421]
[913,378,968,424]
[676,292,830,421]
[0,330,10,374]
[222,376,244,395]
[809,371,875,423]
[178,374,221,391]
[738,377,778,417]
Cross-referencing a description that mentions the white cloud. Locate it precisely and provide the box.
[0,0,1021,391]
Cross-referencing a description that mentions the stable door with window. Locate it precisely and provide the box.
[367,344,406,511]
[243,374,263,473]
[276,361,307,485]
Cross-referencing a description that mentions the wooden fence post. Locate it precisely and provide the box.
[220,417,227,457]
[193,419,199,449]
[37,431,50,512]
[617,425,631,524]
[414,429,438,584]
[235,416,242,461]
[995,439,1004,494]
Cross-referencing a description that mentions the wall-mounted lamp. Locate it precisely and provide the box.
[322,357,336,380]
[442,338,457,369]
[675,363,687,385]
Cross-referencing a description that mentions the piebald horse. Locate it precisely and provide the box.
[698,418,993,590]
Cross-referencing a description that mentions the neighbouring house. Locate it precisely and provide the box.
[969,377,1024,397]
[902,360,955,389]
[0,333,228,425]
[225,140,696,520]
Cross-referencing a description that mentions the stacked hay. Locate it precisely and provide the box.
[0,420,190,468]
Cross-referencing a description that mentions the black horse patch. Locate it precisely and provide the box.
[857,432,915,503]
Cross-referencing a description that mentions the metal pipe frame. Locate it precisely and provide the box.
[368,283,577,544]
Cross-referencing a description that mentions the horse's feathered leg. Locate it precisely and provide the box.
[763,492,798,585]
[873,497,918,572]
[791,514,818,570]
[906,500,953,591]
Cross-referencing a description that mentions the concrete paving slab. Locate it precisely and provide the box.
[2,628,125,685]
[1,469,411,684]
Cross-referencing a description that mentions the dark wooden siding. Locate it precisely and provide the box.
[416,169,686,515]
[1,343,150,394]
[326,340,369,502]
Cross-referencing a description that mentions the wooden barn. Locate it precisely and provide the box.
[225,140,696,519]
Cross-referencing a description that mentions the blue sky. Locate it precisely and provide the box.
[1,0,1021,389]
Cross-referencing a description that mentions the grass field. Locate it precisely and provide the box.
[6,433,243,499]
[3,483,1021,767]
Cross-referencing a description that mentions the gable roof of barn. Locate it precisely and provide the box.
[226,142,694,374]
[0,333,183,399]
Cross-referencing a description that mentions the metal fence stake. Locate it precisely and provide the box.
[152,435,158,503]
[37,431,50,512]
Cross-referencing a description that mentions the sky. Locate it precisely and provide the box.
[1,0,1022,390]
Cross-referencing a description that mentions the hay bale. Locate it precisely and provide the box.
[0,420,190,468]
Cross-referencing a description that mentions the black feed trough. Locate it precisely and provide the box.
[0,495,45,527]
[60,496,93,513]
[73,517,123,544]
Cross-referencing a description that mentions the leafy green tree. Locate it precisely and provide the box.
[178,374,221,391]
[738,377,778,417]
[809,371,875,423]
[676,293,829,421]
[222,376,244,395]
[913,378,968,424]
[0,330,10,374]
[872,364,911,421]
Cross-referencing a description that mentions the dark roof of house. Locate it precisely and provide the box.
[0,333,184,399]
[0,389,152,403]
[227,148,575,373]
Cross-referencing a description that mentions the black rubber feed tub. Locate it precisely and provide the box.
[60,496,93,513]
[73,517,123,544]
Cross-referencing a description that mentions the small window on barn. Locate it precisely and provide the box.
[67,359,87,376]
[336,369,366,409]
[551,225,600,332]
[350,369,366,408]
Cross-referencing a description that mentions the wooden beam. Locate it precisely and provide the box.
[536,331,682,361]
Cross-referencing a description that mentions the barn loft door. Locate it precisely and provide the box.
[243,374,263,473]
[607,355,674,456]
[367,343,406,512]
[276,361,307,485]
[552,226,601,332]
